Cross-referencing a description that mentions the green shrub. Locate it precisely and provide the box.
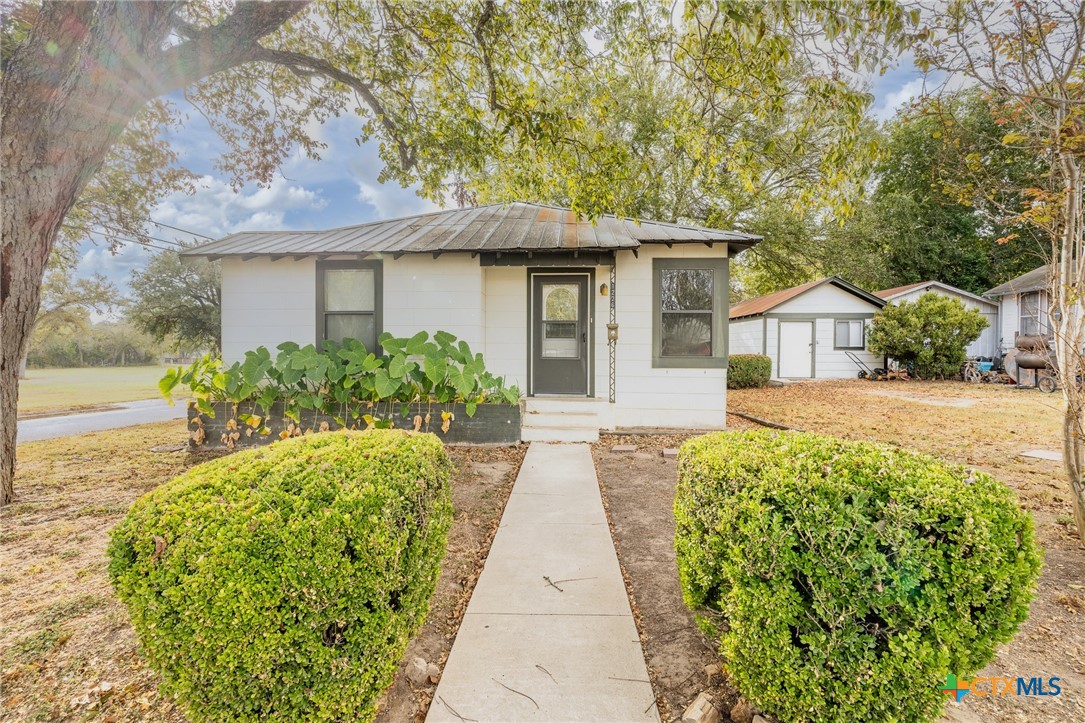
[675,431,1041,723]
[728,354,772,389]
[108,430,453,722]
[867,293,988,378]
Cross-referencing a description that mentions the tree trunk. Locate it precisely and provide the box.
[1,1,314,504]
[1,4,171,505]
[1055,149,1085,545]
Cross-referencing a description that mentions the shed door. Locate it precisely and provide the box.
[531,274,589,395]
[778,321,813,378]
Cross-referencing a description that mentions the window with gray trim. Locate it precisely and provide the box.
[652,258,727,368]
[316,260,382,350]
[834,319,865,349]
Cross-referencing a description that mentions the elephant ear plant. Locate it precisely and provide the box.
[159,330,521,437]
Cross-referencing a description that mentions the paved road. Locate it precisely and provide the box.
[18,399,187,443]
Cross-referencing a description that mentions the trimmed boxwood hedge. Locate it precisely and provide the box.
[675,430,1042,723]
[108,430,453,722]
[727,354,772,389]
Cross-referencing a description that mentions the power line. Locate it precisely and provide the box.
[148,219,215,241]
[88,223,187,248]
[61,225,188,255]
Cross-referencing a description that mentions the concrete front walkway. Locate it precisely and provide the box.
[427,442,660,723]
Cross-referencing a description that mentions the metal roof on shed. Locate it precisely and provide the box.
[180,202,761,259]
[984,264,1050,297]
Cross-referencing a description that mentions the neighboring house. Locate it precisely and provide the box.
[875,281,1000,358]
[181,202,760,441]
[984,264,1052,352]
[728,277,885,379]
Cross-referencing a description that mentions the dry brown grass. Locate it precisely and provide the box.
[1,423,522,722]
[2,420,196,722]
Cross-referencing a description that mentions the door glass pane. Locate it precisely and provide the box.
[325,269,374,311]
[660,269,713,311]
[326,313,375,349]
[661,313,712,356]
[541,283,579,358]
[544,285,578,320]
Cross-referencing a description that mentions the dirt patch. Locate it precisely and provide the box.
[867,388,977,407]
[593,432,739,723]
[375,445,524,722]
[1,422,524,723]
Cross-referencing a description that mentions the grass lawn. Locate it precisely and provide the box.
[18,366,173,416]
[1,423,524,722]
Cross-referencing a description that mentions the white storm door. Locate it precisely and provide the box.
[778,321,813,378]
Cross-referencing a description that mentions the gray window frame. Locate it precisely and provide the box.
[833,319,866,350]
[652,257,728,368]
[315,259,383,350]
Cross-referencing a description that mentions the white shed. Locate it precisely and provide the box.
[875,281,1000,358]
[729,277,885,379]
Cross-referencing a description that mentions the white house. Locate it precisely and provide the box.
[875,280,1000,358]
[182,202,761,441]
[728,277,885,379]
[985,265,1051,352]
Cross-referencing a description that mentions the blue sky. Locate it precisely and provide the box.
[77,58,924,296]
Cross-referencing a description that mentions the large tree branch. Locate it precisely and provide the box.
[152,1,309,95]
[248,45,416,171]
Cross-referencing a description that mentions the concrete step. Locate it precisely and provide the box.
[525,396,607,414]
[522,409,598,428]
[520,425,599,443]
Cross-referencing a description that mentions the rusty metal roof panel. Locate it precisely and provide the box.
[181,202,761,258]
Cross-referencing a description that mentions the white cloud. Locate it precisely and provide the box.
[355,181,441,220]
[872,77,926,121]
[151,174,327,241]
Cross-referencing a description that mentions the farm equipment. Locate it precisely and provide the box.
[1005,335,1058,393]
[846,351,888,381]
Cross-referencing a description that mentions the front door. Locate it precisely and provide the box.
[531,273,590,395]
[778,321,814,378]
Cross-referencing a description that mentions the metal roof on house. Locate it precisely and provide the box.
[984,264,1051,297]
[729,277,885,320]
[180,202,761,259]
[875,280,998,308]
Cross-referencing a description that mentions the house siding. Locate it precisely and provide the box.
[221,257,317,363]
[728,318,763,355]
[611,245,729,428]
[221,245,732,431]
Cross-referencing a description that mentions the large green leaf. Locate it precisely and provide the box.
[158,367,181,404]
[374,369,401,399]
[389,353,409,378]
[447,365,476,397]
[424,355,447,385]
[405,331,430,356]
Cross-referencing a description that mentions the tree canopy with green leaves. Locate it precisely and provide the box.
[128,246,221,355]
[0,0,914,505]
